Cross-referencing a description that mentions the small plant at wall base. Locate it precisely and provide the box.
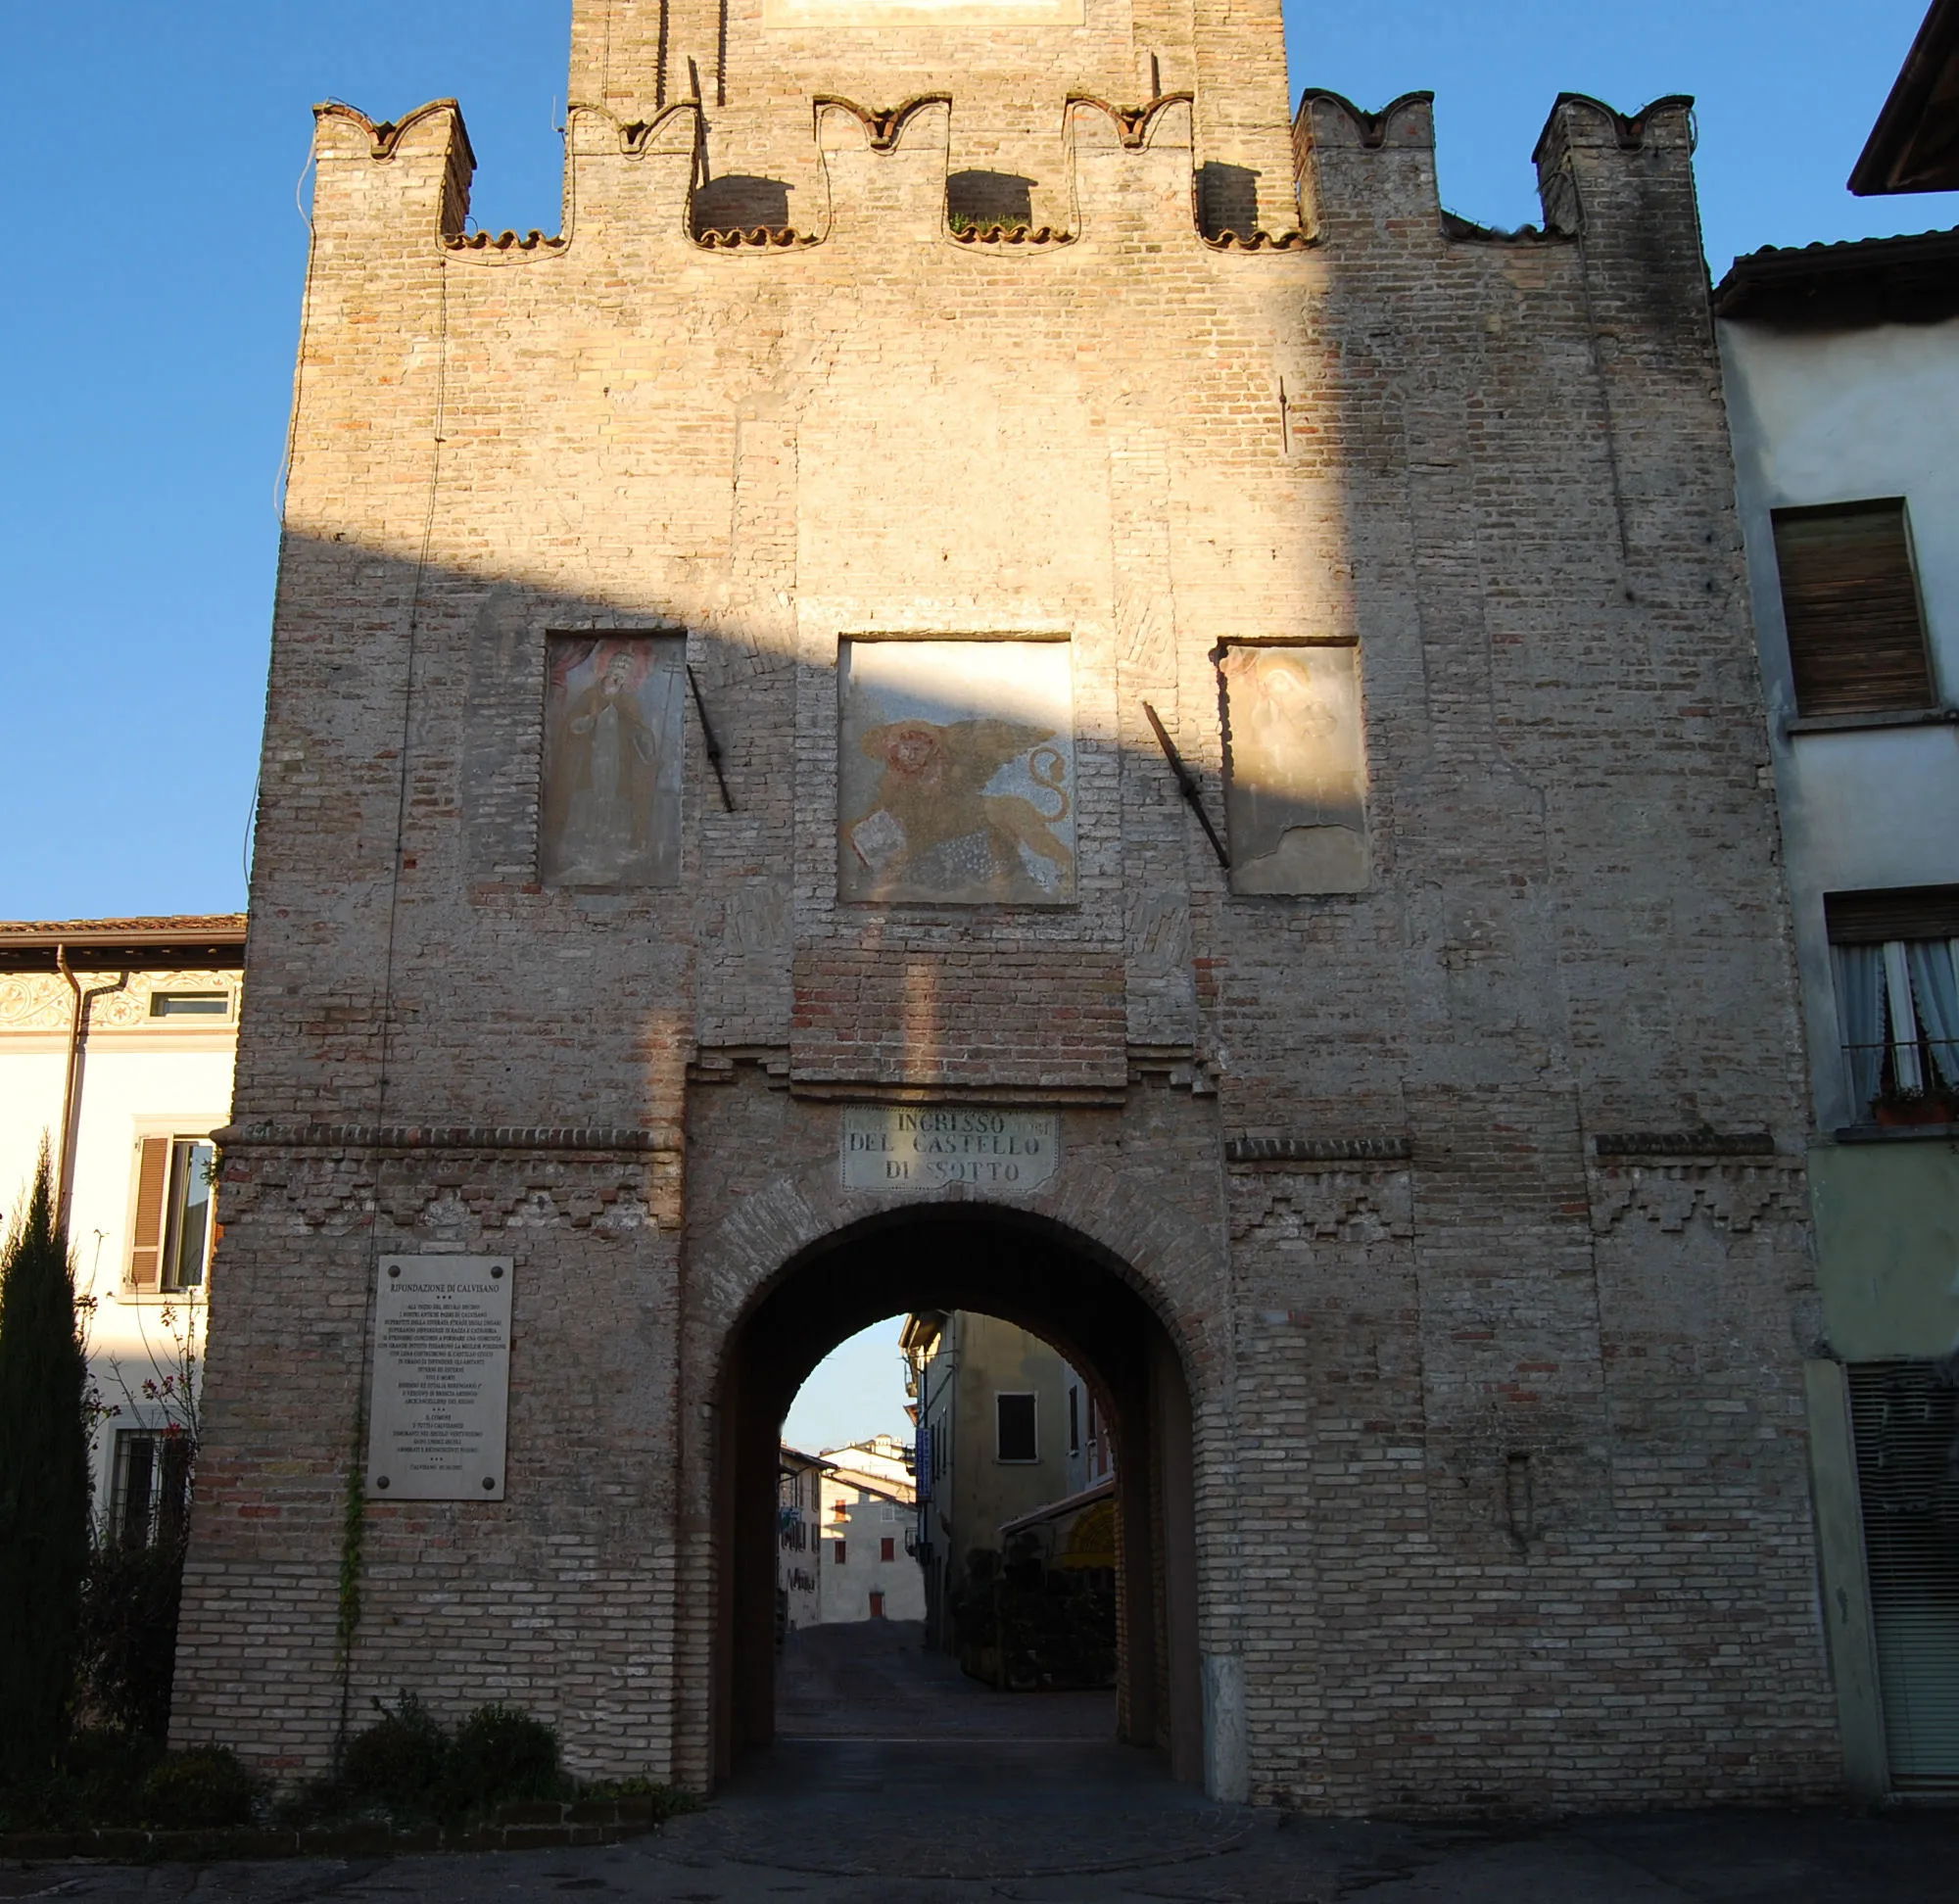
[338,1691,453,1815]
[947,209,1030,237]
[0,1734,259,1835]
[310,1691,571,1825]
[289,1693,695,1829]
[0,1150,94,1784]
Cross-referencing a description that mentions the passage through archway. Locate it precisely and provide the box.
[713,1206,1203,1785]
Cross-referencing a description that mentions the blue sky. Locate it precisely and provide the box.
[783,1316,918,1451]
[2,1,1943,1439]
[0,1,1943,924]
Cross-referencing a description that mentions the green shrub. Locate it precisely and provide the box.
[77,1534,188,1740]
[138,1745,258,1830]
[60,1726,164,1797]
[0,1730,143,1831]
[447,1703,562,1808]
[0,1156,93,1780]
[341,1690,450,1812]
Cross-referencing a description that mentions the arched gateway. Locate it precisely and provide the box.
[706,1201,1203,1783]
[174,0,1848,1817]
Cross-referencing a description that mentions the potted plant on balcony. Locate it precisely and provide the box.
[1872,1083,1959,1127]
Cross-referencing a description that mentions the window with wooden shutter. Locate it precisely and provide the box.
[1825,887,1959,1117]
[163,1138,215,1291]
[995,1392,1038,1463]
[1826,887,1959,945]
[1771,500,1935,716]
[127,1137,169,1289]
[1847,1362,1959,1788]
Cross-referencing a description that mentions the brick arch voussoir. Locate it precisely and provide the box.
[685,1150,1221,1404]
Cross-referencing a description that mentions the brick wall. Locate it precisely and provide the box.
[172,12,1840,1811]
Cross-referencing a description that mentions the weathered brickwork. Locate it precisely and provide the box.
[174,0,1840,1813]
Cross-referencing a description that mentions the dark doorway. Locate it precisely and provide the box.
[713,1207,1203,1785]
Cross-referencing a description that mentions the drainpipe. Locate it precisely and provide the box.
[55,947,129,1238]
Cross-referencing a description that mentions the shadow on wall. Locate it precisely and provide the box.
[247,79,1736,1114]
[692,172,793,234]
[179,81,1769,1797]
[1196,163,1260,239]
[947,168,1036,228]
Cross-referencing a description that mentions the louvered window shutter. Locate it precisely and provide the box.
[1848,1362,1959,1790]
[1772,501,1934,717]
[128,1137,169,1289]
[1826,886,1959,945]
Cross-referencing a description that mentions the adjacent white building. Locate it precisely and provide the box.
[1716,0,1959,1793]
[0,916,243,1545]
[815,1434,925,1624]
[777,1444,828,1635]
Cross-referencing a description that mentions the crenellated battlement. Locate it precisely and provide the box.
[1293,84,1702,265]
[309,86,1317,261]
[311,79,1702,277]
[312,100,476,239]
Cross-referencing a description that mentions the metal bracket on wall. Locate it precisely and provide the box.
[687,663,736,812]
[1141,701,1230,869]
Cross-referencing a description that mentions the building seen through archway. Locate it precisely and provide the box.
[722,1209,1200,1781]
[901,1308,1120,1683]
[769,1303,1123,1749]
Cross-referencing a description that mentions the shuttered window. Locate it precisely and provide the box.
[1826,889,1959,1116]
[163,1139,215,1290]
[1772,500,1935,716]
[126,1135,216,1292]
[127,1137,169,1289]
[1827,887,1959,945]
[1848,1362,1959,1790]
[996,1392,1037,1463]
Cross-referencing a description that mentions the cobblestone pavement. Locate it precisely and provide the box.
[7,1630,1957,1899]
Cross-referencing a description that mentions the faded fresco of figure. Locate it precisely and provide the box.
[1219,643,1368,894]
[541,635,686,887]
[839,640,1076,904]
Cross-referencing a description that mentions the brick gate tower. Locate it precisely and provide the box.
[175,0,1846,1809]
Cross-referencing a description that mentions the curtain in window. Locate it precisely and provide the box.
[1907,938,1959,1091]
[1834,942,1887,1116]
[1884,940,1926,1092]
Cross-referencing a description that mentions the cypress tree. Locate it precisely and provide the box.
[0,1150,93,1780]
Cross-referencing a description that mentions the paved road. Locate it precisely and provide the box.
[776,1617,1115,1740]
[6,1625,1956,1900]
[7,1761,1957,1903]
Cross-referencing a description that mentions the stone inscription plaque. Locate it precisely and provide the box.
[365,1256,513,1501]
[841,1107,1059,1192]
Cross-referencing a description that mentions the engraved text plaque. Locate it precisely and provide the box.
[365,1256,513,1501]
